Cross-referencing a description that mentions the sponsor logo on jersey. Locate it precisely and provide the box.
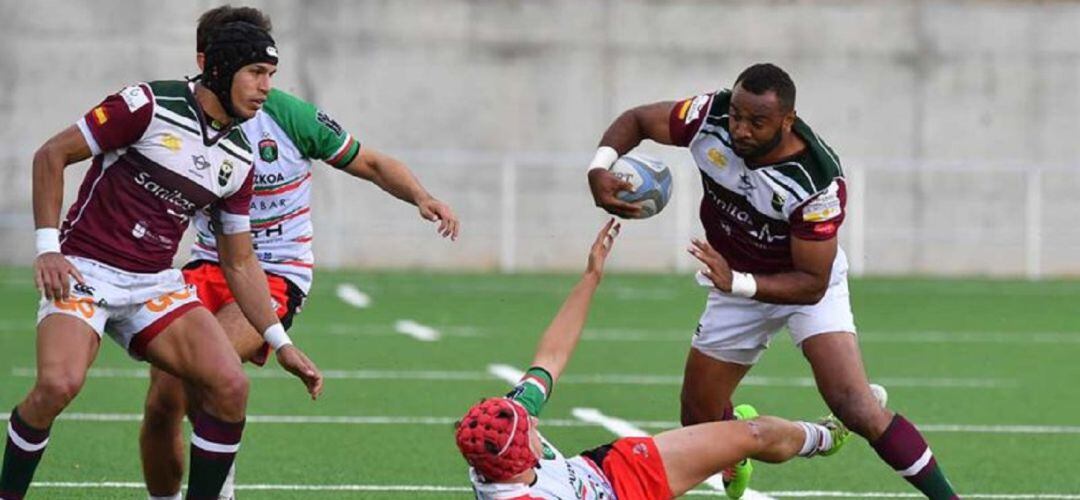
[191,155,211,170]
[316,110,344,136]
[813,221,838,236]
[707,148,727,167]
[134,172,196,211]
[254,172,285,186]
[802,191,842,222]
[738,173,756,198]
[132,222,147,239]
[683,94,709,124]
[92,106,108,125]
[259,138,278,162]
[120,85,150,112]
[218,159,234,187]
[161,133,182,152]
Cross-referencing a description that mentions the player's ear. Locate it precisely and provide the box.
[783,109,796,132]
[196,53,206,71]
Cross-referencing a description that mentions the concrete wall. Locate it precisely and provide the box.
[1,0,1078,276]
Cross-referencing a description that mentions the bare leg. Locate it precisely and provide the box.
[654,417,807,497]
[139,367,188,497]
[139,303,265,498]
[143,307,248,499]
[679,347,752,426]
[801,332,892,440]
[1,315,99,498]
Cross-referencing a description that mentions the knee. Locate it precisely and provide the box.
[827,388,889,438]
[29,374,84,416]
[208,371,249,412]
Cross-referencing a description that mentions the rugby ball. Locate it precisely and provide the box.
[609,154,673,219]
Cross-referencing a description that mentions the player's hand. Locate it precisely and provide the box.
[417,196,460,241]
[587,169,643,219]
[687,238,734,293]
[34,252,86,301]
[275,344,324,400]
[585,218,621,278]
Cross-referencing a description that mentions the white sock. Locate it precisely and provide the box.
[796,421,834,458]
[218,461,237,499]
[149,494,181,500]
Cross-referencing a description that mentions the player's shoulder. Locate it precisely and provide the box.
[142,79,199,122]
[706,88,732,117]
[767,120,843,200]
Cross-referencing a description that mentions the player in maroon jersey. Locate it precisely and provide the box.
[1,23,322,500]
[586,64,959,499]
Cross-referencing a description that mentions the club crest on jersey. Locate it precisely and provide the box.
[771,192,785,212]
[259,138,278,163]
[707,148,727,168]
[161,134,182,152]
[132,222,147,239]
[119,85,150,112]
[218,160,234,187]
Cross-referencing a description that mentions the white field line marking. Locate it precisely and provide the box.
[487,363,525,384]
[582,328,1080,345]
[321,324,484,338]
[571,407,775,500]
[393,319,441,341]
[9,367,1016,388]
[334,283,371,308]
[4,412,1077,435]
[25,482,1080,498]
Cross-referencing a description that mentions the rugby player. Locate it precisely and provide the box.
[457,219,852,500]
[585,64,959,499]
[139,7,460,500]
[0,22,324,500]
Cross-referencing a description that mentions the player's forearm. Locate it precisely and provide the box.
[349,150,432,206]
[747,271,829,305]
[220,252,280,332]
[31,146,66,229]
[529,272,601,383]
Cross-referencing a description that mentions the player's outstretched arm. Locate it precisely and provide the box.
[32,126,92,300]
[528,219,620,384]
[341,146,460,240]
[218,231,324,398]
[689,235,836,305]
[588,101,678,219]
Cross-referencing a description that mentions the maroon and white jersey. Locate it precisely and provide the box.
[66,80,254,273]
[669,90,847,274]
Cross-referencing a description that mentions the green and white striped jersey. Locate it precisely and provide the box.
[190,89,360,293]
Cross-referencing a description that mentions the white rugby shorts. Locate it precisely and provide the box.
[691,249,856,365]
[36,256,202,360]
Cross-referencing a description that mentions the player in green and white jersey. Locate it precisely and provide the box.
[138,7,459,500]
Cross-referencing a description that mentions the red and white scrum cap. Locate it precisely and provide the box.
[455,397,537,481]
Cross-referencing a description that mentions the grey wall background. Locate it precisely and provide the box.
[1,0,1077,276]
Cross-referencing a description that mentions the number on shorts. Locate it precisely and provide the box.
[145,288,193,313]
[53,298,96,319]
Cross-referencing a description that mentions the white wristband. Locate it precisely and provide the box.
[730,271,758,298]
[35,228,61,256]
[263,323,293,351]
[588,146,619,172]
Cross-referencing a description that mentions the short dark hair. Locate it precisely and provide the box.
[197,5,272,52]
[734,63,796,111]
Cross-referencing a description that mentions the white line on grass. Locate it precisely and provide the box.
[321,324,484,338]
[571,407,775,500]
[582,328,1080,345]
[26,482,1080,498]
[5,412,1077,435]
[487,363,525,383]
[335,283,371,308]
[394,319,441,341]
[10,366,1016,389]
